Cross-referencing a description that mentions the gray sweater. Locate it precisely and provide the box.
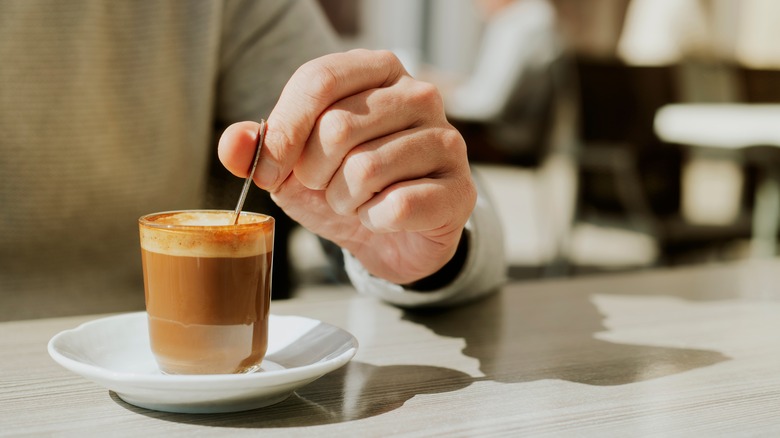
[0,0,505,320]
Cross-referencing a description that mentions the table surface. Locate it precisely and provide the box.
[4,260,780,436]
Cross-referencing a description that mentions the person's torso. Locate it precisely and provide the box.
[0,1,222,317]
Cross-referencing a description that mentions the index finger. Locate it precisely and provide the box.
[258,49,407,192]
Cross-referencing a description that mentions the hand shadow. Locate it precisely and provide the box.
[112,360,473,428]
[403,286,730,386]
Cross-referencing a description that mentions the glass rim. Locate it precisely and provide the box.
[138,209,273,231]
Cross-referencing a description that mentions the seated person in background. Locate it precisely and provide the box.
[434,0,566,166]
[0,0,506,321]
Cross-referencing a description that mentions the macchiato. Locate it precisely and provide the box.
[139,210,274,374]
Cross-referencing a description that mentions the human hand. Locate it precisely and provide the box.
[218,49,476,285]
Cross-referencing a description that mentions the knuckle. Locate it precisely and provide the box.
[353,48,401,69]
[295,61,340,104]
[410,80,444,113]
[344,151,380,185]
[359,48,405,84]
[429,125,467,163]
[267,116,308,152]
[463,177,478,210]
[375,49,401,67]
[442,126,467,154]
[269,128,297,163]
[318,109,352,148]
[387,190,413,224]
[293,166,326,191]
[325,187,353,216]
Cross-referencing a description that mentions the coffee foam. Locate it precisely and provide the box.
[139,211,273,258]
[151,211,265,227]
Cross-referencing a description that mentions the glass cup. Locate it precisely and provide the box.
[138,210,274,374]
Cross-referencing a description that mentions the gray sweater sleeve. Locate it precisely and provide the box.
[342,170,507,307]
[216,0,341,123]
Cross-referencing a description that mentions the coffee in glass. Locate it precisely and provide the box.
[138,210,274,374]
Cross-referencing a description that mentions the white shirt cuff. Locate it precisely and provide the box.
[343,180,507,307]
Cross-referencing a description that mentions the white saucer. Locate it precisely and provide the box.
[48,312,358,414]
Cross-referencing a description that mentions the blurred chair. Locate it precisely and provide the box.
[570,56,674,270]
[655,103,780,258]
[574,56,679,232]
[573,57,771,269]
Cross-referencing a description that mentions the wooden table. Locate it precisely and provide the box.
[4,260,780,436]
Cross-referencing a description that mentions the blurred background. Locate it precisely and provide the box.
[294,0,780,283]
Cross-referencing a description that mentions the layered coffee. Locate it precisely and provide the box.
[139,210,274,374]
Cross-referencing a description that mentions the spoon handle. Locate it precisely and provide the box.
[233,119,267,225]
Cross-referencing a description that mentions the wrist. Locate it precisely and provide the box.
[402,228,470,292]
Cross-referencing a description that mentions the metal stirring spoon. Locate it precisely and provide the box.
[232,119,267,225]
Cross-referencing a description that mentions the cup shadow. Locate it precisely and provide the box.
[111,360,474,428]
